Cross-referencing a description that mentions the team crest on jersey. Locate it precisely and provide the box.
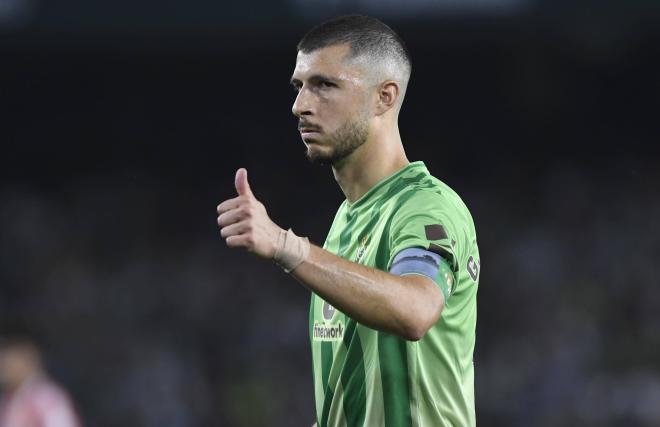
[354,235,370,264]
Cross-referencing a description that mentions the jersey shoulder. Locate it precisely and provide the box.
[387,172,478,267]
[391,172,474,225]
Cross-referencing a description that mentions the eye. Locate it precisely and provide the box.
[320,80,336,88]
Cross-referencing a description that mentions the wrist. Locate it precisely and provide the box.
[273,228,310,273]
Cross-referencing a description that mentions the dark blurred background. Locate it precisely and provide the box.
[1,0,659,426]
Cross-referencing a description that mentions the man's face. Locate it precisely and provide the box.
[291,44,373,165]
[0,345,36,390]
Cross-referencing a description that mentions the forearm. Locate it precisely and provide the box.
[215,173,442,340]
[290,244,442,341]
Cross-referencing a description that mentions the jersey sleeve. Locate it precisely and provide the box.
[387,191,460,274]
[389,247,455,302]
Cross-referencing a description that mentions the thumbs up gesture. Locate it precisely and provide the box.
[234,167,252,198]
[217,168,283,259]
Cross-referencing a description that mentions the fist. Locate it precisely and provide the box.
[216,168,282,259]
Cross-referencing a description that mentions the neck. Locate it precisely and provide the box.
[5,369,41,393]
[332,123,409,203]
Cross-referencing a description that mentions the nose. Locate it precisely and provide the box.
[292,87,313,118]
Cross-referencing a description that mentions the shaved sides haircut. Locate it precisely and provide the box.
[297,15,412,108]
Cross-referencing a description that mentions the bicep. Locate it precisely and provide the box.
[389,248,448,327]
[390,247,454,304]
[399,273,445,309]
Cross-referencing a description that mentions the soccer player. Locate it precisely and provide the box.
[216,15,480,427]
[0,332,82,427]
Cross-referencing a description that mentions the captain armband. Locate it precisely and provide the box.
[389,247,454,301]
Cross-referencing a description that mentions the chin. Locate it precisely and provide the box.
[305,146,334,165]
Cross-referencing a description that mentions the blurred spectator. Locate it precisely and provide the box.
[0,332,81,427]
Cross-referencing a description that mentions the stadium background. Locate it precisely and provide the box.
[1,0,659,425]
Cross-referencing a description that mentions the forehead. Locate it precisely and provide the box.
[292,44,362,81]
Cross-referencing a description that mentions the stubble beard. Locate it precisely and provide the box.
[305,115,369,167]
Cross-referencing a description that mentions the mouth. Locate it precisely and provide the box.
[299,128,322,140]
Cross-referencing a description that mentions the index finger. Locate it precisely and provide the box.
[217,196,243,214]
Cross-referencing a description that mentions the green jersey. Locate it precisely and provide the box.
[310,161,480,427]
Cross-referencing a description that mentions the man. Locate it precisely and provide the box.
[217,15,479,427]
[0,332,82,427]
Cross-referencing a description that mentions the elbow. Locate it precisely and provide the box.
[402,325,428,342]
[401,307,443,342]
[401,319,433,341]
[401,296,444,342]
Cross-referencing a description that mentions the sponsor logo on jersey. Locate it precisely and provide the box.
[313,321,344,341]
[322,301,336,321]
[314,301,343,341]
[466,255,480,282]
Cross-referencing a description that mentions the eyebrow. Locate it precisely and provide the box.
[290,73,340,86]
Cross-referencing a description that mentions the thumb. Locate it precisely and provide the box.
[234,168,253,197]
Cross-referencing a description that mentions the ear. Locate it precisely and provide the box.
[374,80,400,116]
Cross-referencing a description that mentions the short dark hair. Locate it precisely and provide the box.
[297,15,412,77]
[0,320,41,350]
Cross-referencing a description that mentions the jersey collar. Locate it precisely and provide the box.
[345,161,427,211]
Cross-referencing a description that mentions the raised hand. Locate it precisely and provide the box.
[216,168,283,259]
